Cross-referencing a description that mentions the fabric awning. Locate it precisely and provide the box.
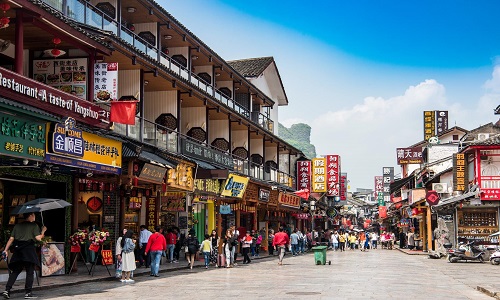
[390,175,415,194]
[191,159,219,170]
[139,150,176,168]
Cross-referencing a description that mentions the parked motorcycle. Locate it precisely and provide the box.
[488,247,500,265]
[446,241,485,263]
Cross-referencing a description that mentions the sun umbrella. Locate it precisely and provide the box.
[10,198,72,225]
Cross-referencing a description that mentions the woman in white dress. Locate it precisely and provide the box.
[120,230,136,283]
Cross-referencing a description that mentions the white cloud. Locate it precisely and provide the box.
[310,79,449,189]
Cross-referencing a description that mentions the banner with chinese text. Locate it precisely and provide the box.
[423,110,435,141]
[326,155,340,196]
[396,147,423,165]
[311,158,326,193]
[453,153,468,192]
[296,160,311,191]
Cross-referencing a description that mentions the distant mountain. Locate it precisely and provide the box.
[278,123,316,159]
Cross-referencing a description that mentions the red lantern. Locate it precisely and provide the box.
[52,37,61,45]
[51,49,61,57]
[0,3,10,12]
[0,16,9,26]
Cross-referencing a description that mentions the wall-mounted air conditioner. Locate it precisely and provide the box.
[432,183,448,193]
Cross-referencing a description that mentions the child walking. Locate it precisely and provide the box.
[199,234,213,269]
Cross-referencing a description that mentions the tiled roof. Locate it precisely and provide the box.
[227,57,274,77]
[468,134,500,146]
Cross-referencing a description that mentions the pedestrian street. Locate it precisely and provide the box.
[29,249,494,300]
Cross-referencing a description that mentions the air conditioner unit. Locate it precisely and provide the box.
[432,183,448,193]
[477,133,490,141]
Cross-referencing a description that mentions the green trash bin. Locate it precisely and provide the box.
[312,246,328,265]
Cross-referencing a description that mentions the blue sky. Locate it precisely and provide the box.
[162,0,500,190]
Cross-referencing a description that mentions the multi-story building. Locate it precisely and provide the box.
[0,0,303,271]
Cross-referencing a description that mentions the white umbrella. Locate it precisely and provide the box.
[489,231,500,237]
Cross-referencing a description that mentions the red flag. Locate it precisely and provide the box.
[110,101,138,125]
[293,188,310,199]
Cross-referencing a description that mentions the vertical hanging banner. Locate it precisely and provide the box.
[453,153,467,192]
[435,111,448,136]
[296,160,311,191]
[311,158,326,193]
[146,197,158,232]
[382,167,394,207]
[326,155,340,196]
[423,110,435,141]
[94,62,119,102]
[374,176,383,201]
[340,173,348,201]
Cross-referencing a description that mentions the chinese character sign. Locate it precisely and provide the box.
[33,58,88,98]
[311,158,326,193]
[296,161,311,191]
[453,153,468,192]
[435,111,448,135]
[374,176,383,198]
[146,197,158,232]
[94,62,118,101]
[340,173,347,201]
[396,147,423,165]
[326,155,340,196]
[382,167,394,196]
[423,110,435,141]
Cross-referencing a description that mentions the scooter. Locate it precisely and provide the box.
[489,247,500,265]
[447,241,485,263]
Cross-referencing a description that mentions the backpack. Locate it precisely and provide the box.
[187,237,199,252]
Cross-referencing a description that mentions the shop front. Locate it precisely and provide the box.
[278,192,301,234]
[193,178,223,241]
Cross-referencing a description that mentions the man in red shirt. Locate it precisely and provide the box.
[165,228,178,263]
[272,227,290,266]
[145,226,167,277]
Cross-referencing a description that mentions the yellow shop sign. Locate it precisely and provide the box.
[221,173,249,198]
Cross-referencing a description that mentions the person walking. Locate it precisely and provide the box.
[165,228,177,263]
[338,232,346,252]
[348,233,357,250]
[370,232,378,249]
[119,230,136,283]
[185,229,199,270]
[255,230,263,257]
[223,229,233,268]
[241,232,252,264]
[199,234,212,269]
[290,229,299,256]
[250,230,257,257]
[138,225,152,268]
[272,227,290,266]
[115,228,128,279]
[230,226,239,265]
[268,229,275,256]
[359,231,367,251]
[297,230,305,254]
[209,230,219,267]
[331,231,339,251]
[2,212,46,299]
[145,226,167,277]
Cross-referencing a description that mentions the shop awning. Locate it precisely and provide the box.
[390,175,415,194]
[191,158,219,170]
[433,185,479,209]
[139,150,176,168]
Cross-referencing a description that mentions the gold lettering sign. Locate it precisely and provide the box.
[139,163,166,184]
[278,192,300,208]
[167,163,194,191]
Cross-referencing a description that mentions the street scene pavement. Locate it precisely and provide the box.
[6,248,498,300]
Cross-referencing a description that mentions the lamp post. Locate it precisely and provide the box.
[310,200,316,248]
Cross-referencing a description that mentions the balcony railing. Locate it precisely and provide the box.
[251,111,274,132]
[110,114,294,185]
[41,0,254,123]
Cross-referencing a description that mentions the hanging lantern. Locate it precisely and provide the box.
[52,37,61,45]
[0,16,9,27]
[0,3,10,12]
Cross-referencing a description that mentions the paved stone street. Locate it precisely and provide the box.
[15,249,498,299]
